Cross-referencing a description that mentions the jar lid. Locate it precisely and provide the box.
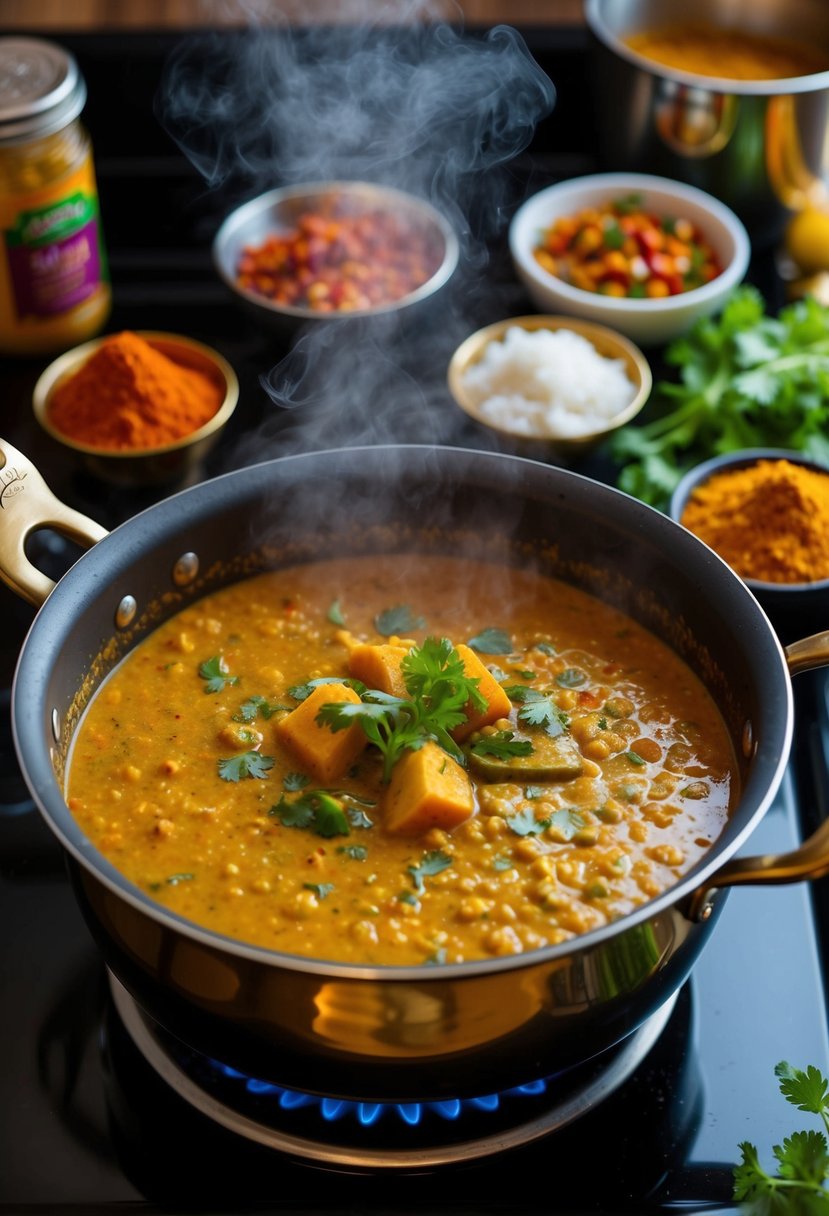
[0,37,86,143]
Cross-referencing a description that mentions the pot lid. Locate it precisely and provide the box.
[0,37,86,143]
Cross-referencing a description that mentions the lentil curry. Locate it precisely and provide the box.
[66,555,736,966]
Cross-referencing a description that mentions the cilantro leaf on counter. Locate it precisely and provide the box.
[611,286,829,509]
[199,655,239,694]
[734,1062,829,1211]
[218,751,274,782]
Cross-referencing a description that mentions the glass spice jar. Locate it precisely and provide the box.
[0,37,111,356]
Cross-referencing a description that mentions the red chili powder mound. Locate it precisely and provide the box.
[48,331,223,451]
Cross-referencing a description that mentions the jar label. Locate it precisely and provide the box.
[4,190,103,319]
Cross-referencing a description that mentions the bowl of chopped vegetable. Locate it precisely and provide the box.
[509,173,750,345]
[213,180,459,330]
[447,314,652,458]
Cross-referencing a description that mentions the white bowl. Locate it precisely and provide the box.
[509,173,751,346]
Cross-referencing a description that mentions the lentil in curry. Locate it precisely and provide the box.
[66,555,736,966]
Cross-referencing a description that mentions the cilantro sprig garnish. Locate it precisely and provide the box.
[316,637,486,783]
[199,655,239,695]
[612,287,829,509]
[218,751,274,782]
[734,1062,829,1210]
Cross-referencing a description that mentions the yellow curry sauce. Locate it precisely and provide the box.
[625,24,829,81]
[65,555,736,966]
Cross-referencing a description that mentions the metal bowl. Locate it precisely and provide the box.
[508,173,750,347]
[212,180,459,330]
[670,447,829,641]
[585,0,829,245]
[33,332,239,488]
[447,314,652,459]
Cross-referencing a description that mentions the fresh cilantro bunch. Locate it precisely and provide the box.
[316,637,486,782]
[734,1061,829,1211]
[611,287,829,509]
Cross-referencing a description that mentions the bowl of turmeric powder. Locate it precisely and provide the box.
[670,448,829,638]
[33,330,239,487]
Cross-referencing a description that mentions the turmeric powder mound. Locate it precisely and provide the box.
[48,331,223,451]
[680,458,829,584]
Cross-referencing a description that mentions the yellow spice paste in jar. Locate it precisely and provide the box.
[0,37,110,356]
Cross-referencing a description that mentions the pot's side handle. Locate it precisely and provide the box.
[0,438,107,607]
[690,633,829,920]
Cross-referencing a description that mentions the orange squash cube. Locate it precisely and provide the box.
[275,683,366,783]
[452,644,513,742]
[385,741,474,835]
[348,643,411,698]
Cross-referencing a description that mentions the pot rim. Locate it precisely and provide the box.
[11,444,794,981]
[584,0,829,96]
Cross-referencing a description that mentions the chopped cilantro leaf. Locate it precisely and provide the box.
[467,627,513,655]
[375,604,425,636]
[283,772,310,792]
[506,806,551,837]
[199,655,239,694]
[556,668,587,689]
[166,872,195,886]
[492,853,514,871]
[426,947,447,965]
[470,731,534,760]
[516,692,567,737]
[218,751,274,782]
[337,844,368,861]
[534,642,556,656]
[397,889,419,906]
[548,809,586,840]
[408,849,452,894]
[289,675,366,703]
[327,599,346,626]
[346,807,374,829]
[272,791,350,838]
[525,785,544,799]
[303,882,334,900]
[625,750,647,766]
[233,695,285,722]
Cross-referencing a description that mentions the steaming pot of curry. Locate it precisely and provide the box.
[4,440,829,1102]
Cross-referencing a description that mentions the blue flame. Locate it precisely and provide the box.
[207,1058,548,1125]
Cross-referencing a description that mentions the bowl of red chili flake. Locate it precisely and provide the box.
[509,173,750,345]
[213,180,458,327]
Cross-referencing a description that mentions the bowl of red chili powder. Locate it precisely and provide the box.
[33,330,239,486]
[670,447,829,641]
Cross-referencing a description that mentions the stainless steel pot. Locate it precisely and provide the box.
[585,0,829,244]
[4,438,829,1103]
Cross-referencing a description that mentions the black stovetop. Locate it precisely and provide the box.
[1,25,828,1215]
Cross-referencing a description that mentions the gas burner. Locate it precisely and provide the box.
[109,974,677,1170]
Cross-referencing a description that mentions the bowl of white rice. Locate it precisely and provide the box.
[447,315,651,457]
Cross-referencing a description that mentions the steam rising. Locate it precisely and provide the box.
[158,5,555,465]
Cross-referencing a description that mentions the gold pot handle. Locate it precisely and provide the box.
[0,437,107,607]
[690,630,829,919]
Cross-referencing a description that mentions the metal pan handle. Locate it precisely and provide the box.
[690,632,829,919]
[0,437,107,607]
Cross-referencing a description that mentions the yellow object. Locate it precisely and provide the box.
[784,207,829,275]
[680,458,829,583]
[275,683,367,782]
[384,741,474,836]
[0,38,110,356]
[452,644,513,741]
[348,642,411,698]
